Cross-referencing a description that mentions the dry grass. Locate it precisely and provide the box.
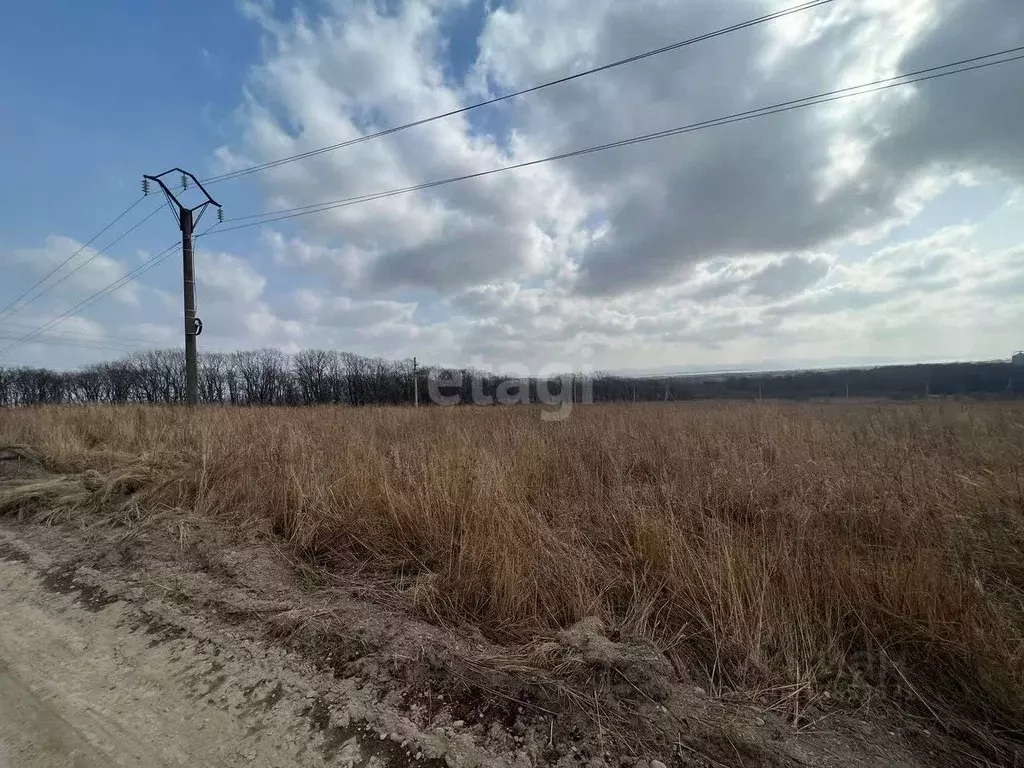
[2,401,1024,748]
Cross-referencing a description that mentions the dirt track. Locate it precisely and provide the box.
[0,553,349,767]
[0,529,486,768]
[0,516,953,768]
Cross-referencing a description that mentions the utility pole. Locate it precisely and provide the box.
[181,206,198,406]
[412,357,419,407]
[142,169,221,407]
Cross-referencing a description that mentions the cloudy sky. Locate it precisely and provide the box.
[1,0,1022,373]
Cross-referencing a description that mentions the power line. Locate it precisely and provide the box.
[200,0,834,186]
[208,45,1024,235]
[0,220,223,360]
[0,320,163,348]
[0,356,95,370]
[0,333,151,354]
[0,195,150,322]
[0,241,178,358]
[7,46,1018,362]
[0,202,164,319]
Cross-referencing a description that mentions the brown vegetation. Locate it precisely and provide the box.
[2,401,1023,758]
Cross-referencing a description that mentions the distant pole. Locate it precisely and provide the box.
[632,384,636,403]
[142,168,221,408]
[413,357,419,407]
[758,382,762,401]
[181,207,198,406]
[845,382,850,400]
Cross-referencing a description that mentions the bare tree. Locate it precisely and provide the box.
[199,352,229,404]
[293,349,335,404]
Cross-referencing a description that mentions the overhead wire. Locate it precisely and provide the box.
[0,202,165,321]
[0,356,96,370]
[6,40,1020,362]
[0,241,179,357]
[0,320,163,348]
[0,219,223,358]
[0,333,151,354]
[0,195,150,322]
[208,45,1024,235]
[199,0,835,186]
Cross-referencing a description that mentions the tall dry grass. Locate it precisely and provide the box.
[2,401,1024,740]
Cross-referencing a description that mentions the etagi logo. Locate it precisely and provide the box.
[426,355,594,421]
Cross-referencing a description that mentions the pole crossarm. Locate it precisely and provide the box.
[143,168,221,211]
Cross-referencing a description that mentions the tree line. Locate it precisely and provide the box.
[0,349,411,406]
[0,348,1021,406]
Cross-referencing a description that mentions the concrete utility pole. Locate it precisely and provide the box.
[180,206,198,405]
[412,357,419,407]
[143,169,221,407]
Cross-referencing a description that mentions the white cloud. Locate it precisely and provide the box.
[196,249,267,302]
[223,0,1024,292]
[8,236,142,306]
[12,0,1024,371]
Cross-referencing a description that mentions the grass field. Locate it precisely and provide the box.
[2,400,1023,753]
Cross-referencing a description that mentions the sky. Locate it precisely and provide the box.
[1,0,1022,374]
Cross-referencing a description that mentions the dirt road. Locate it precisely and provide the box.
[0,518,944,768]
[0,553,338,767]
[0,530,486,768]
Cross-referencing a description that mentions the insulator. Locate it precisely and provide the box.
[181,173,189,190]
[142,178,150,195]
[217,207,224,223]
